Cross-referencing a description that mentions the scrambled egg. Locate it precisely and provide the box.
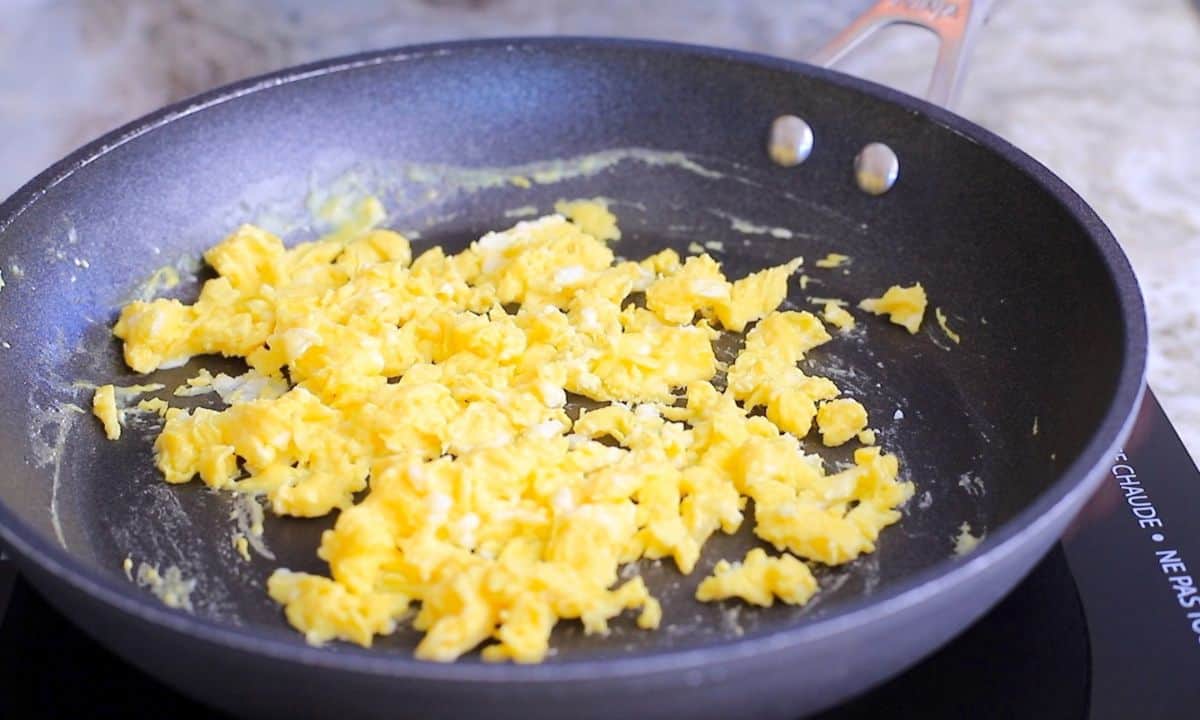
[821,302,855,331]
[233,534,252,562]
[816,398,869,447]
[696,548,817,606]
[859,283,927,334]
[96,199,914,663]
[814,253,850,269]
[91,382,167,438]
[553,198,620,242]
[93,384,121,440]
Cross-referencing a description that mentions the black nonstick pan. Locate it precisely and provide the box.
[0,3,1146,719]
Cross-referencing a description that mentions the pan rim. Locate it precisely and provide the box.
[0,35,1148,684]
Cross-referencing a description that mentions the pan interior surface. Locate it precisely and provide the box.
[0,40,1133,665]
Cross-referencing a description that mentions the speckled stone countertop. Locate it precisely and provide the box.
[2,0,1197,458]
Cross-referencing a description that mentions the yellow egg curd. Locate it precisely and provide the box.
[96,199,913,663]
[821,301,856,332]
[859,283,927,334]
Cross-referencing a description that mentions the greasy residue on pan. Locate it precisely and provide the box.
[27,395,86,549]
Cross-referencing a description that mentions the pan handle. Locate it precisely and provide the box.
[809,0,993,108]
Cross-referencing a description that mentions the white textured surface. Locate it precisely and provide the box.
[2,0,1197,458]
[893,1,1200,462]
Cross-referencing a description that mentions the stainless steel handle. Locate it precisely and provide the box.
[809,0,992,108]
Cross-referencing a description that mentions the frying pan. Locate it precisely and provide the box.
[0,1,1146,718]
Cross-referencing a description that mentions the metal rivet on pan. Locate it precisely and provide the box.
[767,115,814,167]
[855,142,899,195]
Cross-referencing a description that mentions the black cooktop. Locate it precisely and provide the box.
[2,390,1197,718]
